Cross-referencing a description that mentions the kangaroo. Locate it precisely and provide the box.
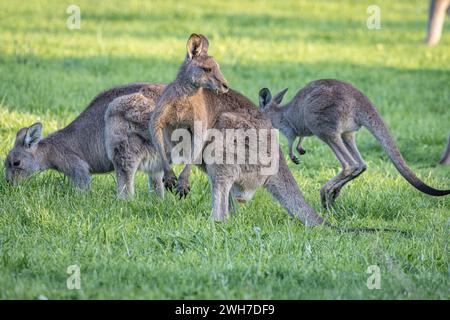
[258,80,450,209]
[440,133,450,165]
[150,33,230,196]
[4,82,166,197]
[104,84,169,198]
[149,33,324,225]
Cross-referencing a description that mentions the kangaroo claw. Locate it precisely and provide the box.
[291,156,300,165]
[176,181,191,199]
[163,171,178,192]
[298,147,306,155]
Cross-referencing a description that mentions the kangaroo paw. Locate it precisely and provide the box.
[163,171,178,192]
[290,155,300,165]
[297,146,306,155]
[176,179,191,198]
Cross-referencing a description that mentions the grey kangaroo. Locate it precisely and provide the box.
[105,84,169,198]
[440,133,450,165]
[5,82,166,198]
[258,80,450,209]
[150,33,230,195]
[149,33,324,225]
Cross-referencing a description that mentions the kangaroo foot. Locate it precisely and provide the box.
[117,192,133,200]
[320,188,335,210]
[117,183,134,200]
[329,186,342,203]
[176,178,191,198]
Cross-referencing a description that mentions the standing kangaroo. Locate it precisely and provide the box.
[258,80,450,209]
[5,82,167,198]
[150,33,230,195]
[149,34,324,225]
[440,133,450,165]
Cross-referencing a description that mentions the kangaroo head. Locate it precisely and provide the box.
[258,87,289,111]
[181,33,229,94]
[5,122,43,184]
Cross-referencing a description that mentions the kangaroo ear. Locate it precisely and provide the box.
[273,88,288,105]
[259,88,272,108]
[198,34,209,54]
[187,33,205,59]
[24,122,42,148]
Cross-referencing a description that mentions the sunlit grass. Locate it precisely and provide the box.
[0,0,449,299]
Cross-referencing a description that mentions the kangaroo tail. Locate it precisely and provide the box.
[265,149,325,226]
[360,107,450,196]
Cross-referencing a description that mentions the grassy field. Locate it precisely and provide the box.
[0,0,449,299]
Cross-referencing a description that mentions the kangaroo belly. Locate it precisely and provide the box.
[90,161,114,174]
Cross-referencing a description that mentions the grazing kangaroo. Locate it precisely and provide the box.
[4,82,166,197]
[149,33,324,225]
[440,133,450,165]
[105,84,169,198]
[258,80,450,209]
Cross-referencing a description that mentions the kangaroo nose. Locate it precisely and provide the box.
[220,83,229,93]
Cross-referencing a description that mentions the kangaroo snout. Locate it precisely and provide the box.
[5,171,16,186]
[219,82,229,94]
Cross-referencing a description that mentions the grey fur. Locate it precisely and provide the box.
[149,34,324,225]
[440,133,450,165]
[104,84,168,198]
[259,79,450,209]
[208,110,323,225]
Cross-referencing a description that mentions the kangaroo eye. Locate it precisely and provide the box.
[13,160,21,167]
[202,67,212,73]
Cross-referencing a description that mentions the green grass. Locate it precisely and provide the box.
[0,0,449,299]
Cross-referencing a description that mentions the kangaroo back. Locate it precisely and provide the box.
[359,105,450,196]
[265,150,324,226]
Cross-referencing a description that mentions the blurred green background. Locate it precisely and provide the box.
[0,0,448,299]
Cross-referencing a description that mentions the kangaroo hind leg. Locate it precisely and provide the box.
[209,170,235,221]
[319,133,360,209]
[148,171,165,198]
[328,132,367,202]
[265,157,324,226]
[111,138,143,199]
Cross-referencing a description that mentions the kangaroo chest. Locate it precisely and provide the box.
[284,107,313,137]
[171,95,211,126]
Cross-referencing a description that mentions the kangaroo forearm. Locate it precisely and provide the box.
[288,139,295,155]
[150,102,175,172]
[151,125,171,172]
[179,164,192,179]
[58,164,91,189]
